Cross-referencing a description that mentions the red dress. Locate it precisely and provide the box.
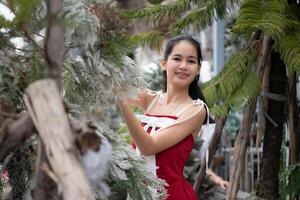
[134,113,199,200]
[133,91,205,200]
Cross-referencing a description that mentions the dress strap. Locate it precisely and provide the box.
[175,99,209,125]
[145,90,164,114]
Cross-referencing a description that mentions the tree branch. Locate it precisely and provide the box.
[0,113,35,162]
[21,30,45,56]
[44,0,65,89]
[24,79,93,200]
[0,111,17,119]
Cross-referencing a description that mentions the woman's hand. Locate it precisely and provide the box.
[207,169,229,190]
[213,176,229,189]
[114,88,153,111]
[112,85,131,107]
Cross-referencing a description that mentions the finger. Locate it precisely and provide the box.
[223,182,229,188]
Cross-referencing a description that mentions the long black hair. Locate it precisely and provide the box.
[163,35,207,103]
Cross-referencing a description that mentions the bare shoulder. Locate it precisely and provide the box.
[177,101,207,125]
[134,88,157,110]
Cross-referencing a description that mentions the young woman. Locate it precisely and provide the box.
[116,35,208,199]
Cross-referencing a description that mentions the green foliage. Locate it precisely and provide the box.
[172,0,239,35]
[11,0,41,28]
[232,0,290,39]
[274,28,300,73]
[129,31,165,51]
[232,0,300,75]
[227,69,260,107]
[125,0,240,44]
[0,15,13,29]
[147,0,164,5]
[280,163,300,198]
[0,46,44,110]
[123,0,189,19]
[202,48,259,117]
[285,164,300,197]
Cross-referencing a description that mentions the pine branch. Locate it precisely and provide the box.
[123,0,191,19]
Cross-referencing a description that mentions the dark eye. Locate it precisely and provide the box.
[172,57,181,61]
[188,60,197,64]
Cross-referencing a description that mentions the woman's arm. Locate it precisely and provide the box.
[207,169,229,189]
[117,98,206,156]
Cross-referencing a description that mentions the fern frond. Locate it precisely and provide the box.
[205,58,260,117]
[129,31,165,51]
[226,69,261,108]
[171,8,213,35]
[274,28,300,73]
[203,48,255,107]
[210,104,230,117]
[232,0,290,40]
[170,0,240,34]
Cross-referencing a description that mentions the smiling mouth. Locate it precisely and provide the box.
[175,72,189,78]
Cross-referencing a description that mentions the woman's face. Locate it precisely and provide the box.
[161,41,200,88]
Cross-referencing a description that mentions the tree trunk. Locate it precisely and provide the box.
[23,79,93,200]
[226,35,271,200]
[226,102,257,200]
[32,0,67,198]
[288,73,298,164]
[257,51,287,199]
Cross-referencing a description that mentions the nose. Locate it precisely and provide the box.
[179,61,188,71]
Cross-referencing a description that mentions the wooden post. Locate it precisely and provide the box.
[24,79,93,200]
[226,35,271,200]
